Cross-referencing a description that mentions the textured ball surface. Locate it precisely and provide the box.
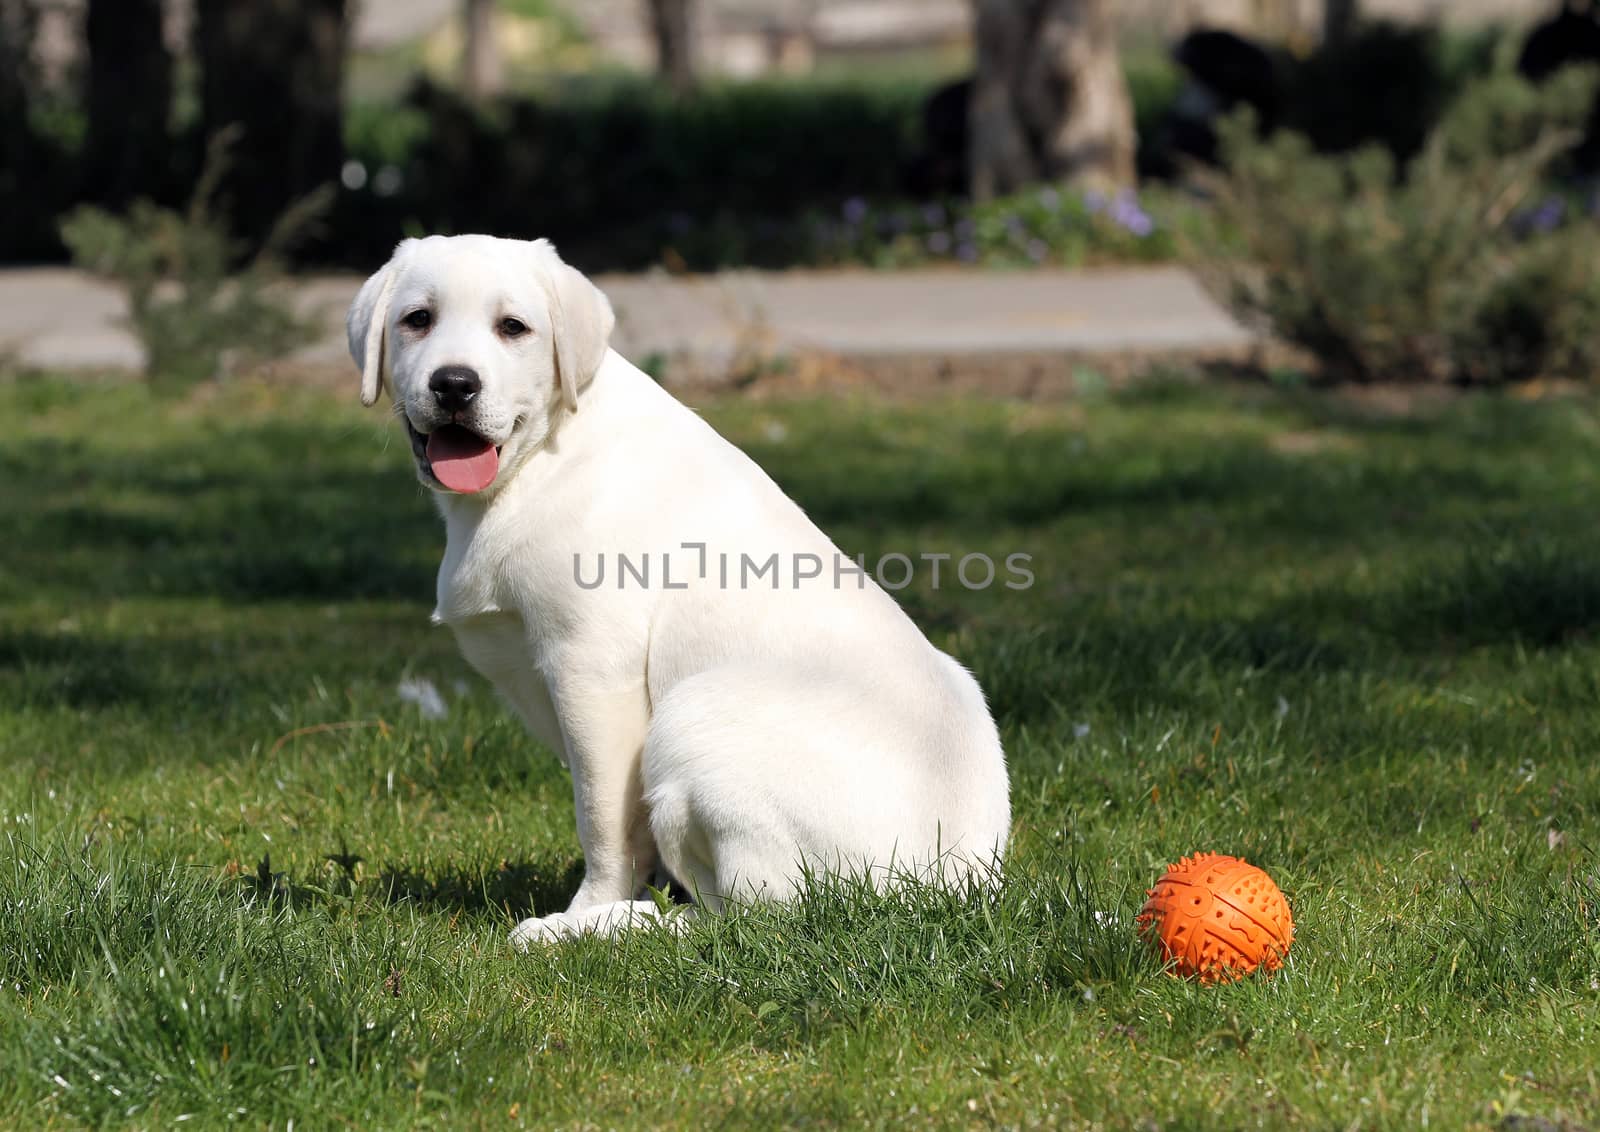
[1136,852,1294,984]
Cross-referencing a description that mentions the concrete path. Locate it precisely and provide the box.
[0,265,1254,381]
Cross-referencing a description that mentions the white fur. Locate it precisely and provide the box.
[348,235,1010,947]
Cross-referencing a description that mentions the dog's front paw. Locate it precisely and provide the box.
[509,913,579,950]
[509,900,681,950]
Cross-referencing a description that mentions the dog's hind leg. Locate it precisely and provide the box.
[641,660,1008,914]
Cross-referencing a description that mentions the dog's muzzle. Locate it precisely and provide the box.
[406,417,503,494]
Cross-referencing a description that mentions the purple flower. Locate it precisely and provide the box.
[1108,189,1154,237]
[1025,238,1049,263]
[842,197,869,225]
[956,241,979,263]
[926,231,952,254]
[922,203,947,227]
[954,217,977,240]
[1512,195,1570,238]
[1530,195,1566,233]
[1038,186,1061,210]
[1084,189,1107,214]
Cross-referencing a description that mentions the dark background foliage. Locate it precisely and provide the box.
[0,9,1544,272]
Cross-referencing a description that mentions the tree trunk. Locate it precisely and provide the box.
[83,0,172,207]
[463,0,501,101]
[0,0,38,149]
[969,0,1135,201]
[0,0,44,257]
[646,0,696,96]
[1323,0,1358,46]
[194,0,349,248]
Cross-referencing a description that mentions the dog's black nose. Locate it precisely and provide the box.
[429,365,481,413]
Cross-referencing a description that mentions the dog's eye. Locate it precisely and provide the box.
[498,317,530,339]
[402,309,432,331]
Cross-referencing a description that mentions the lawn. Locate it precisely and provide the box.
[2,374,1597,1130]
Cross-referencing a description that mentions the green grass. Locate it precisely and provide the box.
[2,374,1598,1129]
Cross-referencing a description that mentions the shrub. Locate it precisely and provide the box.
[1281,21,1495,166]
[333,66,1222,273]
[334,75,932,271]
[807,184,1191,269]
[1194,67,1600,385]
[59,132,327,388]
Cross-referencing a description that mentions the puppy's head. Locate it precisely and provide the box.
[347,235,614,496]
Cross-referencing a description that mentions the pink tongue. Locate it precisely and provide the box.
[426,426,499,493]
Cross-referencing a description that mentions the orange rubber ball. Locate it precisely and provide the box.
[1136,852,1294,984]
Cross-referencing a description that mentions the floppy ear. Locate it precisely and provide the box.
[346,243,408,407]
[531,239,615,412]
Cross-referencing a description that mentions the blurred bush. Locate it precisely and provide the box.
[807,185,1190,269]
[332,73,1214,272]
[1195,67,1600,385]
[60,133,326,388]
[334,76,931,270]
[1145,21,1502,180]
[325,29,1506,273]
[0,23,1575,278]
[1281,21,1500,166]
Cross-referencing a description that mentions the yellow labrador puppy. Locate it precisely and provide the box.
[347,235,1009,946]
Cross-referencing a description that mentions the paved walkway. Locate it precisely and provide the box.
[0,265,1255,380]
